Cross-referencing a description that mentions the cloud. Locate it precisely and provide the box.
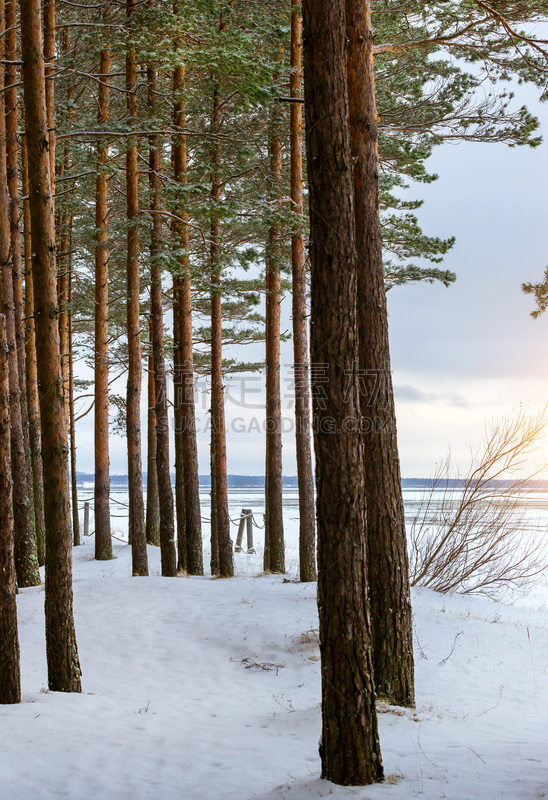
[394,383,469,408]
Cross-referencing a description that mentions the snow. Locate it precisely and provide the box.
[3,490,548,799]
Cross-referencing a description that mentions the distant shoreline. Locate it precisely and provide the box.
[74,473,548,491]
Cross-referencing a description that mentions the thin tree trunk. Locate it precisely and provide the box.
[0,314,20,704]
[57,196,71,534]
[148,62,177,577]
[346,0,414,708]
[126,0,148,576]
[43,0,55,184]
[172,291,186,569]
[6,0,28,436]
[20,0,81,691]
[22,140,46,567]
[58,30,75,540]
[145,351,161,546]
[94,47,113,561]
[290,0,316,583]
[210,86,233,579]
[264,99,285,575]
[302,0,382,783]
[173,58,203,576]
[1,13,39,589]
[6,0,39,577]
[68,277,79,546]
[171,13,186,574]
[58,244,70,418]
[57,30,71,441]
[210,426,219,576]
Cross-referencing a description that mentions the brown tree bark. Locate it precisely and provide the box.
[302,0,383,783]
[290,0,316,583]
[20,0,81,691]
[0,12,39,589]
[145,351,161,546]
[148,62,177,577]
[57,245,70,418]
[209,429,219,576]
[5,0,40,578]
[57,29,71,438]
[22,140,46,567]
[0,314,21,704]
[94,47,113,561]
[43,0,55,185]
[173,57,203,576]
[6,0,28,431]
[264,103,285,575]
[57,29,75,542]
[171,292,186,569]
[210,86,233,579]
[55,142,78,547]
[346,0,414,708]
[68,277,79,546]
[126,0,148,576]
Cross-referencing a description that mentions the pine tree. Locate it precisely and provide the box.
[347,0,414,708]
[20,0,81,692]
[2,0,39,589]
[148,56,177,578]
[21,140,46,567]
[94,47,114,562]
[264,61,285,575]
[125,0,148,576]
[172,40,203,576]
[289,0,316,583]
[302,0,383,783]
[0,314,20,705]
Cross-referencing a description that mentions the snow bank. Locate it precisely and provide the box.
[3,531,548,799]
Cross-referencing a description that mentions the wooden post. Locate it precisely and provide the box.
[245,509,254,554]
[235,509,246,552]
[84,502,90,538]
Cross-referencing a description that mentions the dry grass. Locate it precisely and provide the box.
[410,407,548,597]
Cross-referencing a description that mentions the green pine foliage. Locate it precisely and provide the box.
[48,0,548,414]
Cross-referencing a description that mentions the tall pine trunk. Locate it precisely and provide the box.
[145,351,161,546]
[57,31,72,463]
[20,0,81,691]
[58,206,70,430]
[94,47,113,561]
[302,0,382,783]
[173,59,203,576]
[171,294,186,568]
[148,62,177,577]
[209,428,219,575]
[5,0,39,584]
[68,275,79,545]
[22,140,46,567]
[0,314,20,704]
[210,87,233,579]
[43,0,55,183]
[6,0,31,475]
[290,0,316,583]
[346,0,414,707]
[1,8,39,589]
[126,0,148,576]
[58,28,75,541]
[264,109,285,575]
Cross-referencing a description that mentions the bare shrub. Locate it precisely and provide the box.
[409,407,548,597]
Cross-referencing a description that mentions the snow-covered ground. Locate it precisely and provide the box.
[3,489,548,799]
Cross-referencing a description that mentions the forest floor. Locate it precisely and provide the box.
[3,529,548,799]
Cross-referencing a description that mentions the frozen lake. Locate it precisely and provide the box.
[75,484,548,579]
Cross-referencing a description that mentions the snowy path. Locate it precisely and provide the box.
[2,538,548,799]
